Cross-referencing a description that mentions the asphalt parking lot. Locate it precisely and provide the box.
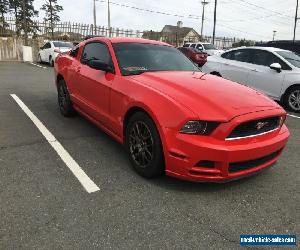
[0,62,299,249]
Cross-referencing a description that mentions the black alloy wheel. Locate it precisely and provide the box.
[126,112,164,178]
[57,79,75,117]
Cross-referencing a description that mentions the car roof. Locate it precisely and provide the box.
[51,41,72,43]
[250,46,289,52]
[85,37,171,46]
[228,46,290,53]
[188,42,211,45]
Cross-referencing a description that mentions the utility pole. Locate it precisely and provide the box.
[293,0,299,42]
[200,0,209,39]
[273,30,277,41]
[93,0,97,35]
[108,0,111,37]
[212,0,217,45]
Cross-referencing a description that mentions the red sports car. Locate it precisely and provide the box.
[178,47,208,67]
[54,37,289,182]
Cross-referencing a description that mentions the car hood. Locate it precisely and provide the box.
[129,71,281,121]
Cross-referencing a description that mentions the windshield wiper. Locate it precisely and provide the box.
[123,69,163,76]
[123,70,148,76]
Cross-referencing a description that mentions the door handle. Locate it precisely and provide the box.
[250,69,258,72]
[76,68,81,73]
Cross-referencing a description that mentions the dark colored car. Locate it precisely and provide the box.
[178,47,208,67]
[256,40,300,54]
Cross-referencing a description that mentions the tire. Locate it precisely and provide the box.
[125,112,164,178]
[57,79,75,117]
[49,56,54,67]
[283,86,300,113]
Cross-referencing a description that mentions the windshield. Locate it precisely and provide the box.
[203,44,217,50]
[53,42,74,48]
[113,43,200,76]
[277,51,300,68]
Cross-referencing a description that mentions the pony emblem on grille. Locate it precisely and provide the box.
[256,122,269,130]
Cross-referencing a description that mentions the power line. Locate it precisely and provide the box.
[238,0,293,19]
[220,9,294,23]
[94,0,277,40]
[95,0,185,18]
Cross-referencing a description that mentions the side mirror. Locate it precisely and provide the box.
[69,49,77,57]
[270,63,282,73]
[87,59,114,73]
[40,47,43,50]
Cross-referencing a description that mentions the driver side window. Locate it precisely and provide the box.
[44,42,51,49]
[250,49,289,70]
[81,42,112,66]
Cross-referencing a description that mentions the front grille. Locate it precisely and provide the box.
[227,116,280,140]
[195,160,215,168]
[228,150,280,173]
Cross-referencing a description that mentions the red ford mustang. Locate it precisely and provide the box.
[54,37,289,182]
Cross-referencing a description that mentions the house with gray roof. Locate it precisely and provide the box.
[143,21,200,46]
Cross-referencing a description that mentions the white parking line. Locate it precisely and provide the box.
[29,62,47,69]
[287,114,300,119]
[10,94,100,194]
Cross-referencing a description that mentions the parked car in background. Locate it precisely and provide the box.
[54,37,289,182]
[202,47,300,113]
[256,40,300,54]
[178,47,208,67]
[183,42,224,55]
[38,41,74,66]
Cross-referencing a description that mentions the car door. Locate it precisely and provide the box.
[76,42,115,126]
[42,42,52,62]
[218,49,253,84]
[66,46,81,98]
[247,49,286,99]
[39,43,47,61]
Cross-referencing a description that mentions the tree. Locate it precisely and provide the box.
[9,0,38,44]
[232,39,253,48]
[0,0,10,30]
[9,0,21,35]
[41,0,63,39]
[20,0,39,44]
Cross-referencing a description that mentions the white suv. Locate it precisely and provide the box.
[183,42,224,55]
[38,41,74,66]
[202,46,300,113]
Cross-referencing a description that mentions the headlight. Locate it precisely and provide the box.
[180,120,219,135]
[279,115,286,127]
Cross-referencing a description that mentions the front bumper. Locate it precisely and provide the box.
[163,111,289,182]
